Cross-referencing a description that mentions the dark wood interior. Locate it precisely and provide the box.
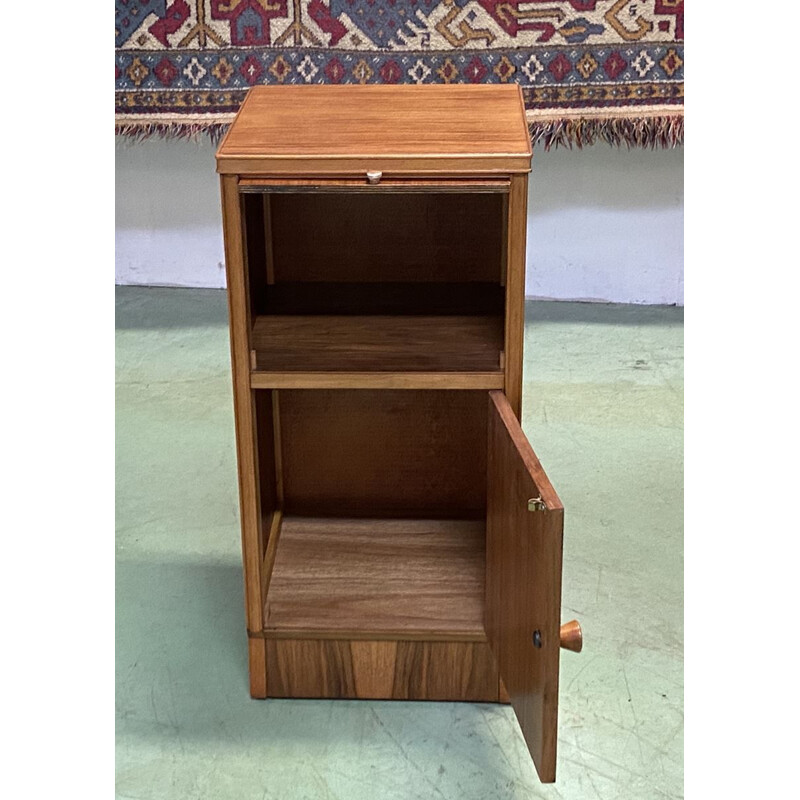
[251,315,503,373]
[258,281,504,316]
[243,191,506,377]
[246,187,499,639]
[253,391,280,561]
[266,192,504,284]
[256,389,488,520]
[255,388,490,643]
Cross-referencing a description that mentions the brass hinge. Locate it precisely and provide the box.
[527,496,547,512]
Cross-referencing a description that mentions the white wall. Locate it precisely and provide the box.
[116,136,227,289]
[115,136,683,304]
[527,144,683,304]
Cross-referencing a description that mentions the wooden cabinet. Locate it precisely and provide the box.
[216,85,580,784]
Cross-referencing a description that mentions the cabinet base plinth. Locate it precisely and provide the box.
[248,638,268,699]
[262,638,499,702]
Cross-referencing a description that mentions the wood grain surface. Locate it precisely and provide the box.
[267,192,503,284]
[251,315,503,373]
[250,371,504,391]
[253,390,279,557]
[504,174,528,418]
[239,178,510,193]
[485,391,564,783]
[255,281,505,316]
[265,639,499,701]
[220,175,268,698]
[277,390,487,518]
[216,85,531,175]
[265,517,485,639]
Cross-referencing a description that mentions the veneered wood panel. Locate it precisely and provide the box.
[486,391,564,783]
[269,193,503,283]
[265,639,498,701]
[220,175,268,698]
[263,194,275,285]
[504,174,528,418]
[265,517,485,639]
[251,315,503,373]
[216,85,531,175]
[220,157,530,176]
[351,641,397,698]
[260,510,283,600]
[278,390,487,518]
[392,642,498,701]
[499,679,511,704]
[239,178,510,193]
[248,638,267,699]
[254,391,278,557]
[243,193,268,319]
[266,640,356,698]
[257,281,504,316]
[250,371,504,391]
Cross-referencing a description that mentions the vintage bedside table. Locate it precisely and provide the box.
[215,84,582,783]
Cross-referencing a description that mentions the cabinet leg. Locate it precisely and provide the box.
[248,637,268,699]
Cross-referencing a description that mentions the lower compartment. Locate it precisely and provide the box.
[265,639,499,701]
[264,516,485,639]
[258,515,496,701]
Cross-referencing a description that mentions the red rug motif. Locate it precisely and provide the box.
[115,1,684,148]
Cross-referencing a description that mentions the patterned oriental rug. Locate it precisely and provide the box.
[115,1,684,149]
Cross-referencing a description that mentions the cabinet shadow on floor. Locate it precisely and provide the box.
[116,557,522,756]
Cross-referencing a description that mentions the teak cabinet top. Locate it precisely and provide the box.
[215,85,532,176]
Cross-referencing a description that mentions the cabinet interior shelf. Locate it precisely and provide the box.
[264,516,486,640]
[249,282,505,387]
[251,313,503,375]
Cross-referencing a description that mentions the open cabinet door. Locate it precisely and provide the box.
[486,391,564,783]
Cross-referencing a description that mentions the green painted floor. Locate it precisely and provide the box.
[116,287,683,800]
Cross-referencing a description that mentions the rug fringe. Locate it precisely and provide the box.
[116,114,683,150]
[115,120,231,144]
[529,114,683,151]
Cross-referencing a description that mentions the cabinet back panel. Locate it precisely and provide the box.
[243,192,268,317]
[260,282,504,316]
[279,390,486,518]
[269,193,503,283]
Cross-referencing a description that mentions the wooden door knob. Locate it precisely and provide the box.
[560,620,582,653]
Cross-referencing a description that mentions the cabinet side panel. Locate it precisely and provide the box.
[220,175,267,697]
[254,391,279,552]
[504,175,528,418]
